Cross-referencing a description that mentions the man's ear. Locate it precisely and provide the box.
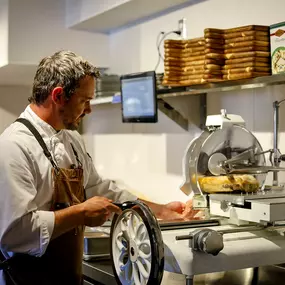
[51,87,65,105]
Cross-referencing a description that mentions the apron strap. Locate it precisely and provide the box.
[0,250,7,270]
[70,143,82,169]
[15,118,59,172]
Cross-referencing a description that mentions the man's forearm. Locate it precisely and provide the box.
[51,204,84,240]
[138,199,187,220]
[138,199,164,218]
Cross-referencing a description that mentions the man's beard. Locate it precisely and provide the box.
[63,119,80,130]
[60,109,83,130]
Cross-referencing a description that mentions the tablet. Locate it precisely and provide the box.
[120,71,157,123]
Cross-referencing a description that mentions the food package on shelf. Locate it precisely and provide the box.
[222,25,271,80]
[162,25,271,87]
[203,28,225,82]
[215,25,271,81]
[222,54,271,80]
[163,38,206,86]
[270,21,285,74]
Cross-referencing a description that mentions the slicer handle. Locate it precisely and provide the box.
[280,154,285,161]
[112,201,136,210]
[224,149,254,165]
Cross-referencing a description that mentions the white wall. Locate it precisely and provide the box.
[0,0,9,67]
[109,24,142,75]
[84,0,285,203]
[0,86,30,133]
[8,0,109,68]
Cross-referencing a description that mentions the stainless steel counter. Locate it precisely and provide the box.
[82,259,116,285]
[82,260,285,285]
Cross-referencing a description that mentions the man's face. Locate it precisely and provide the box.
[60,76,95,130]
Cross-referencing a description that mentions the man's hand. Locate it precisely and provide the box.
[160,200,200,221]
[52,197,122,239]
[140,199,200,221]
[81,196,122,227]
[181,199,200,220]
[165,201,185,214]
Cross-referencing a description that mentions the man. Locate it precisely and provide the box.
[0,51,196,285]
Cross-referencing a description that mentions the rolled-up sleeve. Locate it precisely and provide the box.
[85,154,137,203]
[0,139,54,257]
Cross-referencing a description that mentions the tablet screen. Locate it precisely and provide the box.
[121,71,157,123]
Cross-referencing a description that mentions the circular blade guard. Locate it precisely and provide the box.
[189,125,266,195]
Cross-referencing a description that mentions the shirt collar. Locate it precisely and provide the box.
[20,105,60,138]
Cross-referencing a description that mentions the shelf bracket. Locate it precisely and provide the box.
[157,93,207,131]
[158,99,189,131]
[200,93,207,130]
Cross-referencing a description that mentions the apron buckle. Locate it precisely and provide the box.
[0,258,10,271]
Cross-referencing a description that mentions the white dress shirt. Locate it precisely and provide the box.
[0,106,136,261]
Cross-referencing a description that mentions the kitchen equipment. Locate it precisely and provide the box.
[110,200,285,285]
[95,74,120,97]
[110,201,164,285]
[180,109,285,223]
[83,231,110,261]
[108,110,285,285]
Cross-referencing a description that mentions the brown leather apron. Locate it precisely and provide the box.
[0,118,86,285]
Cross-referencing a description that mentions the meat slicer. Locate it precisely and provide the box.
[180,109,285,224]
[109,110,285,285]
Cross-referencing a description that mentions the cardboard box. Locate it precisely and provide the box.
[270,21,285,74]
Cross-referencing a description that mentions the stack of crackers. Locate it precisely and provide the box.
[162,25,271,87]
[223,25,271,80]
[204,28,225,82]
[163,38,205,86]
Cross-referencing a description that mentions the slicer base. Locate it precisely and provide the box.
[162,224,285,277]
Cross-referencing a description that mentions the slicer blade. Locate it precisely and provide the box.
[187,124,266,196]
[208,153,227,176]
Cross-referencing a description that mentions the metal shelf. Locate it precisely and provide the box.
[92,74,285,104]
[90,74,285,131]
[90,97,114,105]
[157,74,285,99]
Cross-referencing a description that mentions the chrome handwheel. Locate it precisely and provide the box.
[110,201,164,285]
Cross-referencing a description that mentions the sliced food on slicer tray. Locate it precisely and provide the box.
[197,174,260,193]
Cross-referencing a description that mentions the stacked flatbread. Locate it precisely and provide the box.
[163,38,206,86]
[223,25,271,80]
[162,25,271,87]
[204,28,225,82]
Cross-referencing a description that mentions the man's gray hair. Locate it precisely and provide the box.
[29,50,100,104]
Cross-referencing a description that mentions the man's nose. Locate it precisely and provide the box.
[85,102,92,114]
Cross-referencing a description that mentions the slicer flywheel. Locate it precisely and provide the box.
[110,201,164,285]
